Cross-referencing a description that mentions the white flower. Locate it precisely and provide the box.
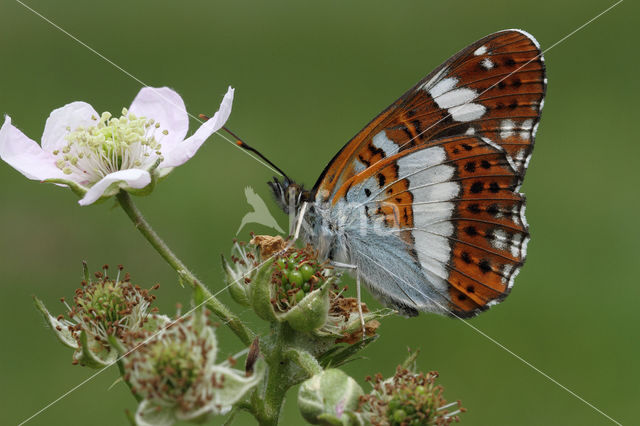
[0,86,233,205]
[124,313,264,426]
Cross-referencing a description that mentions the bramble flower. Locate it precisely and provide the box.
[0,86,233,205]
[34,265,162,368]
[298,369,364,425]
[123,312,264,426]
[358,367,465,426]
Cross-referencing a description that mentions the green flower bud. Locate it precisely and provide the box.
[300,264,315,281]
[298,369,364,425]
[289,269,304,287]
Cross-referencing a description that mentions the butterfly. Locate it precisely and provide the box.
[237,29,546,318]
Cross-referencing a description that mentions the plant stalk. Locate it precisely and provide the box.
[116,191,254,346]
[251,323,294,425]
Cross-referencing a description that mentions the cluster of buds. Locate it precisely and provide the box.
[359,367,465,425]
[122,311,264,426]
[34,264,161,368]
[223,235,333,332]
[271,249,326,311]
[223,235,393,340]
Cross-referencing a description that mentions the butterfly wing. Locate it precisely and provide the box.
[313,29,545,202]
[332,135,528,317]
[315,29,544,317]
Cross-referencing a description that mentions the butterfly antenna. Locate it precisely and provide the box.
[200,114,291,180]
[224,127,291,181]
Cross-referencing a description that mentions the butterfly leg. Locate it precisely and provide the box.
[330,261,366,340]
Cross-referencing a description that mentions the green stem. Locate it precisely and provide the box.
[117,359,141,402]
[252,323,291,425]
[116,191,254,346]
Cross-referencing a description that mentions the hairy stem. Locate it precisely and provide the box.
[116,191,254,345]
[251,323,293,425]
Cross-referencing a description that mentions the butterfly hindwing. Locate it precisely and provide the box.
[314,29,545,203]
[331,134,529,317]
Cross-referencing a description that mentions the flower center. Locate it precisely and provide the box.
[150,339,202,394]
[53,108,167,184]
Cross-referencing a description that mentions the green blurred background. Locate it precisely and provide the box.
[0,0,636,424]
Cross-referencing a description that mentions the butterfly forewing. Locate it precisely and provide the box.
[313,30,544,317]
[314,29,545,201]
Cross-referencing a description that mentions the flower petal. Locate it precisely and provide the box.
[33,296,78,349]
[135,400,175,426]
[129,87,189,151]
[0,115,66,181]
[159,86,234,168]
[207,360,265,409]
[78,169,151,206]
[41,102,99,152]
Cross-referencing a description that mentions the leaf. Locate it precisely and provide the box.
[318,335,379,368]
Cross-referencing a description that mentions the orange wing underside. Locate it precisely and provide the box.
[315,30,544,199]
[312,30,544,317]
[336,136,529,316]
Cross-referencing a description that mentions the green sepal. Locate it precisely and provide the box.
[126,159,161,198]
[249,257,278,323]
[316,413,344,425]
[43,178,87,198]
[76,330,117,368]
[33,296,78,349]
[107,334,127,356]
[222,255,251,307]
[298,369,364,425]
[318,335,379,369]
[279,283,330,332]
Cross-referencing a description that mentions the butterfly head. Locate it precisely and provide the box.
[268,177,310,215]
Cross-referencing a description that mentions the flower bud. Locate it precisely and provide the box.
[298,369,364,425]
